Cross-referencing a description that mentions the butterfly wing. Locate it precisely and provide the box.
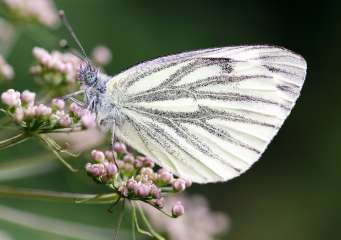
[109,45,307,183]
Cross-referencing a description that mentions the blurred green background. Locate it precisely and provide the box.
[0,0,340,239]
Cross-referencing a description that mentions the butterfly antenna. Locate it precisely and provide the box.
[58,10,89,61]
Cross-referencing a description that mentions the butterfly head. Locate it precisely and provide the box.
[78,62,99,87]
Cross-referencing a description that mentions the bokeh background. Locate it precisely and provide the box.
[0,0,340,239]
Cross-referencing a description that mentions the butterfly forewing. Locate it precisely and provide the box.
[108,45,307,183]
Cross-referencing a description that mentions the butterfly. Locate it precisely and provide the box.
[71,45,305,183]
[59,13,307,184]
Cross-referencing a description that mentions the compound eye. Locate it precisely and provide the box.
[78,63,98,86]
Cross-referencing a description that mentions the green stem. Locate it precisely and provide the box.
[38,134,78,172]
[132,203,153,238]
[0,132,30,150]
[0,185,119,204]
[137,203,166,240]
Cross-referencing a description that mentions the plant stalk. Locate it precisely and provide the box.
[0,132,30,150]
[0,186,119,204]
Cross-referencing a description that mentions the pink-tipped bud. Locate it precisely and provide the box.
[172,201,185,217]
[104,162,118,176]
[14,107,24,122]
[58,114,72,127]
[133,159,144,169]
[85,163,106,177]
[135,184,151,198]
[51,98,65,110]
[150,185,161,199]
[140,167,153,176]
[113,142,127,153]
[143,156,155,168]
[21,90,36,105]
[35,104,52,117]
[1,89,21,107]
[32,47,49,62]
[118,185,128,197]
[154,197,165,208]
[105,150,115,161]
[158,169,173,184]
[69,102,82,116]
[123,153,134,164]
[24,106,37,119]
[91,150,105,162]
[81,113,96,129]
[126,179,137,190]
[172,179,186,192]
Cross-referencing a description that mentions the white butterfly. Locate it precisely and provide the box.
[70,45,306,183]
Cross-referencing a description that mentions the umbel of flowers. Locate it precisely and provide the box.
[0,88,96,170]
[86,143,191,218]
[30,47,81,96]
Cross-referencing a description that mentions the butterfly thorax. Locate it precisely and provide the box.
[79,63,124,130]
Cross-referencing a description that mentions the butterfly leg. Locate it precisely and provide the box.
[61,90,84,100]
[68,97,85,107]
[111,123,120,169]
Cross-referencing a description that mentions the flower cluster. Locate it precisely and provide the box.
[0,55,14,81]
[0,89,96,133]
[86,143,192,217]
[30,47,81,95]
[3,0,59,28]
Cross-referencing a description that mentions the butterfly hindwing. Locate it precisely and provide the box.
[109,45,307,183]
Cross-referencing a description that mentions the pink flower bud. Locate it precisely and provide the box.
[105,150,115,161]
[135,183,151,198]
[150,185,161,199]
[140,167,153,176]
[133,159,144,169]
[143,156,155,168]
[1,89,21,107]
[91,150,105,162]
[35,104,52,117]
[85,163,106,177]
[113,142,126,153]
[51,98,65,110]
[81,113,96,129]
[172,179,186,192]
[126,179,137,190]
[158,169,173,184]
[172,201,185,217]
[24,106,37,118]
[14,107,24,122]
[118,185,128,197]
[33,47,49,61]
[104,162,118,176]
[58,115,72,127]
[21,90,36,105]
[69,102,82,116]
[154,197,165,208]
[123,153,134,163]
